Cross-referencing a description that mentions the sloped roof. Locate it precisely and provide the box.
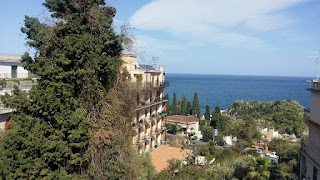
[167,115,199,123]
[0,54,21,63]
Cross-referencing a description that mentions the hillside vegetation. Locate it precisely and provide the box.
[226,100,307,137]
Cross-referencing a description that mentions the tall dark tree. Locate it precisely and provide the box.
[0,0,124,178]
[210,106,221,128]
[171,92,178,115]
[186,101,192,115]
[192,93,201,117]
[181,96,187,115]
[205,105,211,120]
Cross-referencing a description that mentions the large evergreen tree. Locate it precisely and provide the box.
[0,0,124,178]
[186,101,192,115]
[210,106,221,128]
[180,96,187,115]
[192,93,201,117]
[205,105,211,120]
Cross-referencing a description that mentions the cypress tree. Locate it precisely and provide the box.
[181,96,187,115]
[205,105,211,120]
[186,101,192,115]
[0,0,123,178]
[192,93,201,117]
[172,92,177,115]
[210,106,221,128]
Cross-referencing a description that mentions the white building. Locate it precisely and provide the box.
[0,54,31,79]
[300,80,320,180]
[166,115,201,137]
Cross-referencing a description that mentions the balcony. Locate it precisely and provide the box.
[135,98,168,111]
[301,141,308,154]
[145,117,151,124]
[160,81,169,88]
[307,80,320,91]
[157,111,167,118]
[132,122,139,130]
[151,129,157,135]
[143,134,150,141]
[138,118,146,127]
[138,138,145,144]
[138,81,169,90]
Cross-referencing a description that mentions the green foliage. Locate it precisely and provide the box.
[269,139,300,163]
[192,93,200,116]
[133,153,156,180]
[269,139,300,179]
[204,105,211,120]
[195,142,217,161]
[166,123,177,132]
[245,157,271,180]
[201,126,213,142]
[224,118,261,146]
[210,106,221,127]
[0,0,123,178]
[180,96,188,115]
[186,101,192,115]
[227,100,307,137]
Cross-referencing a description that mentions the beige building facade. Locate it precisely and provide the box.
[122,54,168,153]
[300,80,320,180]
[166,115,200,137]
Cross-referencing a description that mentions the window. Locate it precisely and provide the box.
[11,66,17,78]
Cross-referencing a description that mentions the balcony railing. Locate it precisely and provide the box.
[136,98,168,110]
[132,122,139,130]
[160,81,169,88]
[138,118,146,127]
[138,138,145,144]
[138,81,169,89]
[143,134,150,140]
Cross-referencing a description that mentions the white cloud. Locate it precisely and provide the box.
[129,0,304,49]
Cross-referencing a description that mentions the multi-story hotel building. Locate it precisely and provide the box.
[122,54,168,153]
[300,80,320,180]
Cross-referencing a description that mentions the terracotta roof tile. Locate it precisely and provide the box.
[167,115,198,123]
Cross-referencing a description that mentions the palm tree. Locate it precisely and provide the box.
[245,157,271,180]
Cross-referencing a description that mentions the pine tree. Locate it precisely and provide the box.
[192,93,201,117]
[0,0,123,178]
[205,105,211,120]
[181,96,187,115]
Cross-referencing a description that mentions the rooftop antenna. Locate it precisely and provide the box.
[307,51,320,81]
[150,56,158,69]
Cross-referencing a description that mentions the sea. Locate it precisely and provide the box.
[164,73,312,113]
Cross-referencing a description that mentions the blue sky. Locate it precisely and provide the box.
[1,0,320,77]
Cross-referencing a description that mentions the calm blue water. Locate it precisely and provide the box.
[164,74,311,114]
